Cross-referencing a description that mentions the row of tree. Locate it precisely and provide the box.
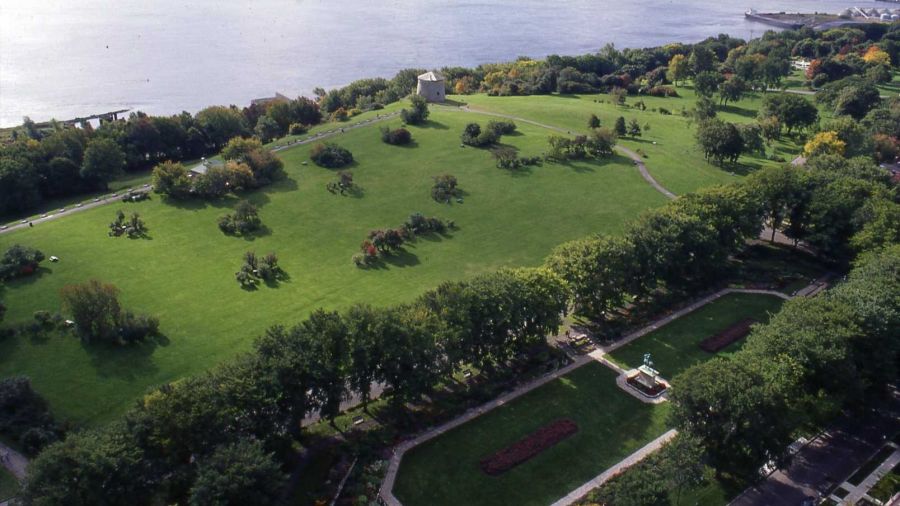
[670,244,900,479]
[21,266,566,504]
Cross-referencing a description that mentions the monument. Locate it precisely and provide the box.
[626,353,668,397]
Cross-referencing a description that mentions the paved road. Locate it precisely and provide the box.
[730,387,900,506]
[0,112,402,237]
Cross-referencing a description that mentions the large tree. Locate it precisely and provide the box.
[189,441,286,506]
[81,138,125,186]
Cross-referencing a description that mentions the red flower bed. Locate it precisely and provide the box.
[699,318,757,353]
[479,418,579,475]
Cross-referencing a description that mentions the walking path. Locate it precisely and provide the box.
[379,286,802,505]
[455,105,677,200]
[378,355,593,506]
[549,429,679,506]
[730,387,900,506]
[841,444,900,505]
[0,112,402,236]
[0,441,28,481]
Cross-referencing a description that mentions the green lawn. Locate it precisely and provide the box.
[0,467,19,502]
[606,293,785,379]
[869,463,900,502]
[454,88,804,196]
[0,108,666,425]
[393,362,670,506]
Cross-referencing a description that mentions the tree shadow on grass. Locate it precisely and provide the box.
[5,266,53,288]
[263,269,291,289]
[166,194,241,211]
[83,333,169,380]
[414,120,449,130]
[237,224,273,242]
[719,104,758,119]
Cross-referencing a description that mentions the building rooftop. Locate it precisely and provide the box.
[188,158,225,176]
[418,71,444,82]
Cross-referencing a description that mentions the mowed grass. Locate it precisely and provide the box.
[393,362,670,506]
[606,293,785,379]
[455,88,804,195]
[0,108,666,425]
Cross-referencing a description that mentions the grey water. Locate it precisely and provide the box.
[0,0,889,126]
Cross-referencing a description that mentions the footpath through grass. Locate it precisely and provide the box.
[456,88,804,196]
[0,108,666,425]
[393,362,670,506]
[607,292,785,379]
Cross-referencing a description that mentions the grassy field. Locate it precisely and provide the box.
[606,293,785,379]
[0,467,18,502]
[0,108,667,425]
[393,362,670,506]
[454,87,804,195]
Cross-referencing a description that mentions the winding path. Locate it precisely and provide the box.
[454,105,677,200]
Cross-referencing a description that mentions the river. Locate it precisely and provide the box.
[0,0,890,126]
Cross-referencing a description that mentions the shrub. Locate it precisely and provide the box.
[431,174,460,202]
[460,123,498,147]
[118,312,160,344]
[0,244,45,281]
[658,107,671,115]
[486,120,517,135]
[288,123,307,135]
[219,200,262,236]
[400,95,430,125]
[647,85,678,97]
[310,142,354,168]
[108,210,147,238]
[380,126,413,145]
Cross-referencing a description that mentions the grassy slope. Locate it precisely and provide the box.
[0,108,665,425]
[393,363,670,506]
[607,293,785,379]
[456,87,804,195]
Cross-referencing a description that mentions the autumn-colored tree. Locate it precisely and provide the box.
[803,131,846,158]
[805,59,823,80]
[863,46,891,67]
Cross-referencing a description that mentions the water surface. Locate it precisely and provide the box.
[0,0,887,126]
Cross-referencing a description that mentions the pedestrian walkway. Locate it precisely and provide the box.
[840,445,900,504]
[379,355,592,506]
[0,441,28,481]
[0,112,402,236]
[550,429,679,506]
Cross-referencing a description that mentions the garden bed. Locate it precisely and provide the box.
[479,419,579,475]
[699,318,757,353]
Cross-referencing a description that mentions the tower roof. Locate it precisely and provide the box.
[418,71,444,82]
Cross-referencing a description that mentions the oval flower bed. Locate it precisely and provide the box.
[479,418,579,475]
[699,318,757,353]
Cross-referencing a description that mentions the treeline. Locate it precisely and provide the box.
[438,24,900,97]
[19,267,568,505]
[5,24,897,218]
[0,98,316,217]
[670,244,899,479]
[20,143,899,503]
